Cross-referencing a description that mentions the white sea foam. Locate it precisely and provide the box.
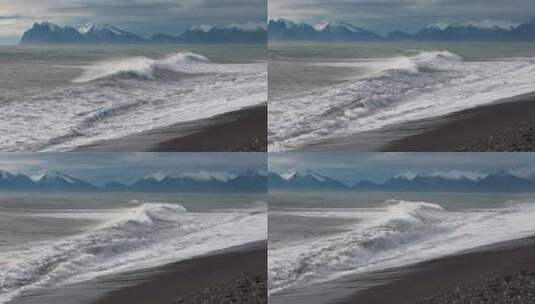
[72,52,212,83]
[268,200,535,295]
[0,51,266,151]
[269,51,535,151]
[0,201,267,304]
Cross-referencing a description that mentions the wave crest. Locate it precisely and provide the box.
[72,52,211,83]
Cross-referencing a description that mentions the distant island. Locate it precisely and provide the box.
[269,18,535,41]
[20,21,267,44]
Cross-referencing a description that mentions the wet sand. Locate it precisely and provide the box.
[77,104,267,152]
[303,93,535,152]
[96,241,267,304]
[340,237,535,304]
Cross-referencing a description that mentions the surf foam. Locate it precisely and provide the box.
[0,51,266,151]
[72,52,211,83]
[269,51,535,151]
[269,199,535,295]
[0,201,267,304]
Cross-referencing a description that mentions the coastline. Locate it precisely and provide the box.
[339,237,535,303]
[10,241,267,304]
[96,240,267,304]
[76,104,267,152]
[302,92,535,152]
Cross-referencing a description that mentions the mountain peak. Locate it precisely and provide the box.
[280,169,328,182]
[189,24,214,33]
[30,171,79,184]
[0,170,14,179]
[173,171,236,182]
[455,20,519,31]
[78,23,120,34]
[143,172,168,182]
[314,20,362,32]
[220,21,267,31]
[425,22,450,30]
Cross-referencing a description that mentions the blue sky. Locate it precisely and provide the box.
[269,0,535,34]
[269,153,535,183]
[0,153,266,185]
[0,0,267,42]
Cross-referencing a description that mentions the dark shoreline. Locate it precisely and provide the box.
[303,93,535,152]
[96,241,267,304]
[340,237,535,304]
[76,104,267,152]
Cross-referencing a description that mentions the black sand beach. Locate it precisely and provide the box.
[77,104,267,152]
[304,93,535,152]
[96,241,267,304]
[340,237,535,304]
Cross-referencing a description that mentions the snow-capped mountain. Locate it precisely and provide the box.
[314,21,382,41]
[115,170,265,193]
[270,18,535,41]
[411,20,517,41]
[0,170,35,190]
[0,170,96,191]
[21,22,143,44]
[0,170,265,193]
[268,19,381,41]
[268,19,318,40]
[177,21,267,43]
[20,21,266,44]
[30,171,98,191]
[269,170,535,192]
[269,170,349,190]
[20,22,84,43]
[77,23,145,43]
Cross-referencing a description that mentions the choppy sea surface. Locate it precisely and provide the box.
[0,44,266,151]
[268,42,535,151]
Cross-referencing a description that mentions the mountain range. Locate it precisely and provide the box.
[0,170,266,193]
[269,170,535,192]
[269,19,535,41]
[20,21,267,44]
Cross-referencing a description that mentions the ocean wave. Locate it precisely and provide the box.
[72,52,210,83]
[0,201,266,304]
[269,200,535,295]
[0,52,266,151]
[269,50,535,151]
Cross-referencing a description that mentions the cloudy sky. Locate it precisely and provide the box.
[269,0,535,34]
[0,0,266,43]
[269,153,535,183]
[0,153,266,185]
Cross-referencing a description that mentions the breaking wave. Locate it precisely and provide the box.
[269,199,535,295]
[0,201,266,303]
[73,52,211,82]
[269,50,535,150]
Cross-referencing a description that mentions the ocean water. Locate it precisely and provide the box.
[268,191,535,303]
[268,42,535,151]
[0,44,267,151]
[0,192,267,304]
